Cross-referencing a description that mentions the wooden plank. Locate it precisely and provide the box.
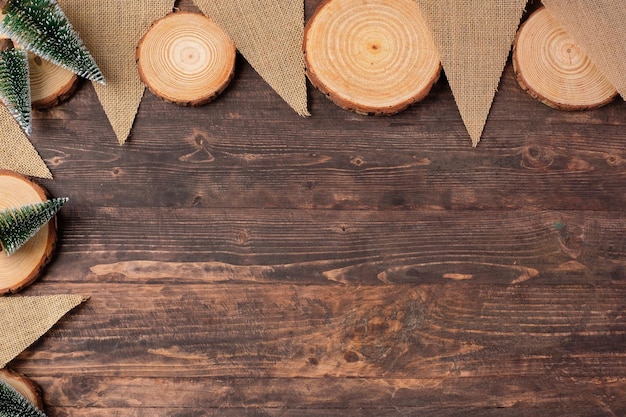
[38,376,626,411]
[14,283,626,379]
[32,66,626,212]
[40,207,626,286]
[39,407,624,417]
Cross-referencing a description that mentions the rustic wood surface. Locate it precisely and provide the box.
[7,0,626,415]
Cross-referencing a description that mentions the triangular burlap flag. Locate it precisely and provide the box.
[414,0,526,146]
[0,295,88,368]
[542,0,626,100]
[0,107,51,179]
[57,0,175,144]
[193,0,309,116]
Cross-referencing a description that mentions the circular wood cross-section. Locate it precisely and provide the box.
[513,6,617,110]
[137,12,236,106]
[0,170,57,294]
[29,53,79,109]
[0,369,44,411]
[0,35,78,109]
[303,0,441,115]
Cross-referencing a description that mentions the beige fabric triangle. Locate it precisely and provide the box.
[414,0,527,146]
[0,108,52,179]
[193,0,310,116]
[0,295,88,368]
[58,0,175,144]
[542,0,626,100]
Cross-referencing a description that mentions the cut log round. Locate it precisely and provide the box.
[513,6,617,110]
[137,12,236,106]
[303,0,441,115]
[0,170,57,294]
[29,54,79,109]
[0,369,44,411]
[0,34,78,109]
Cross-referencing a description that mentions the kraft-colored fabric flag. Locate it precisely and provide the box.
[414,0,527,146]
[0,107,52,179]
[193,0,310,117]
[0,295,88,368]
[542,0,626,100]
[57,0,175,144]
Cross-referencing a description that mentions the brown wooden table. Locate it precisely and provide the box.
[10,0,626,415]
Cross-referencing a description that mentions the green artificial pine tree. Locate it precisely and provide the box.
[0,39,31,134]
[0,379,46,417]
[0,0,104,84]
[0,197,68,256]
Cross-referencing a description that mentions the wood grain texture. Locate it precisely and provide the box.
[513,6,617,110]
[304,0,440,115]
[137,12,236,106]
[0,171,57,294]
[8,0,626,415]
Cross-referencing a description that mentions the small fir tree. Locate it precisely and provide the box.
[0,379,46,417]
[0,0,104,84]
[0,197,68,256]
[0,39,31,134]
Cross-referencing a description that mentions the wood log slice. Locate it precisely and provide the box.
[0,170,57,294]
[0,369,44,411]
[0,34,78,109]
[513,6,617,110]
[303,0,441,115]
[29,54,79,109]
[137,12,236,106]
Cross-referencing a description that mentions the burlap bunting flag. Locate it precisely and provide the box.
[0,295,88,368]
[542,0,626,100]
[414,0,527,146]
[57,0,175,145]
[193,0,309,117]
[0,107,51,179]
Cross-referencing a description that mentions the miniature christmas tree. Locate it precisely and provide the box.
[0,197,67,256]
[0,38,31,134]
[0,0,104,84]
[0,379,46,417]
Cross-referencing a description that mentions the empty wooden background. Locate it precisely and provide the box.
[10,0,626,415]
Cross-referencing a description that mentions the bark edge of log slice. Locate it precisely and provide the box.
[303,0,441,115]
[136,11,237,107]
[513,6,617,111]
[0,369,45,411]
[0,170,58,295]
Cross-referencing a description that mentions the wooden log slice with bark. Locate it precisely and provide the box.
[513,6,617,110]
[29,53,79,109]
[137,12,236,106]
[303,0,441,115]
[0,369,44,411]
[0,34,78,109]
[0,170,57,294]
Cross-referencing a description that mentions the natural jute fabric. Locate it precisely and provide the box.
[542,0,626,100]
[0,295,87,368]
[415,0,527,146]
[0,107,52,179]
[58,0,175,144]
[193,0,310,116]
